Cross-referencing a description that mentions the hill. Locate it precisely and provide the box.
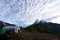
[0,21,60,40]
[0,21,16,30]
[22,21,60,34]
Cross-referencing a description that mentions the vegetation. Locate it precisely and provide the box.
[22,21,60,34]
[0,29,6,34]
[0,21,60,40]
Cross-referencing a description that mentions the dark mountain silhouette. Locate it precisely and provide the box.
[22,21,60,34]
[0,21,16,26]
[32,19,39,25]
[0,21,16,30]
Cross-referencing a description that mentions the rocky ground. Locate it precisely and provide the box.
[0,32,60,40]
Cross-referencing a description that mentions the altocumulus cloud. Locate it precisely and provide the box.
[0,0,60,27]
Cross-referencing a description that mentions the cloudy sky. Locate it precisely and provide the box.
[0,0,60,27]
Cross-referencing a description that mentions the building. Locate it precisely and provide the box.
[2,25,20,33]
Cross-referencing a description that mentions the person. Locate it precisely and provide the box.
[15,26,20,33]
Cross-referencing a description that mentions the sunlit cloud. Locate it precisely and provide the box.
[0,0,60,27]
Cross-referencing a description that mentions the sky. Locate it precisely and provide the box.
[0,0,60,27]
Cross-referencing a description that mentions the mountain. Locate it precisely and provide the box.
[32,19,39,25]
[22,21,60,34]
[0,21,16,30]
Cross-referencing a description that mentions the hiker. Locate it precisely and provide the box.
[15,26,20,33]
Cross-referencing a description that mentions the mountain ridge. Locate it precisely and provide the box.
[22,21,60,34]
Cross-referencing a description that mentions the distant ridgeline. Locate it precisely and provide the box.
[0,21,16,30]
[22,21,60,34]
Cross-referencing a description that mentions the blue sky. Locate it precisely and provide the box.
[0,0,60,27]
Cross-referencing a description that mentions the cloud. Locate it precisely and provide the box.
[0,0,60,27]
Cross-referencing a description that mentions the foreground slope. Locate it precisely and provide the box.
[0,33,60,40]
